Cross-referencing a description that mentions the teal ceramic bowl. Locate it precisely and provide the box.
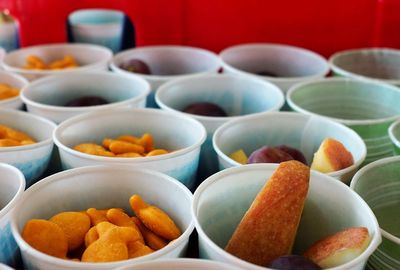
[351,156,400,270]
[388,119,400,155]
[287,77,400,164]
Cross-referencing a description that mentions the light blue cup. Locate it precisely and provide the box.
[156,74,284,182]
[0,108,56,186]
[0,163,25,268]
[213,112,366,183]
[0,22,19,52]
[53,108,206,190]
[388,119,400,155]
[192,164,381,270]
[69,9,124,53]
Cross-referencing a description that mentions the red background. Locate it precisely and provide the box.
[1,0,400,57]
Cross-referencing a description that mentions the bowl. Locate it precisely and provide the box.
[1,43,112,81]
[329,48,400,86]
[287,77,400,164]
[10,165,194,270]
[155,74,284,181]
[0,108,56,186]
[219,43,330,93]
[350,156,400,270]
[0,70,29,110]
[20,71,150,123]
[114,258,243,270]
[388,119,400,155]
[110,45,221,107]
[0,163,25,268]
[53,108,206,189]
[213,111,366,183]
[192,163,381,270]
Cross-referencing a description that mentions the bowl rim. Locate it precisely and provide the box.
[10,164,194,268]
[109,45,222,81]
[219,42,330,82]
[191,163,382,270]
[0,108,56,152]
[286,77,400,125]
[388,119,400,149]
[53,107,207,162]
[329,47,400,85]
[212,111,367,179]
[0,163,25,220]
[1,43,113,75]
[350,155,400,245]
[20,71,151,112]
[155,73,285,121]
[0,70,29,105]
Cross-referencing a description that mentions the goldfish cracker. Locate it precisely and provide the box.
[129,194,181,241]
[127,241,153,259]
[0,124,35,142]
[108,140,145,155]
[0,138,21,147]
[106,208,144,243]
[23,55,79,70]
[22,219,68,258]
[81,226,138,262]
[84,226,99,247]
[146,149,169,157]
[20,139,36,145]
[86,208,109,226]
[25,55,47,69]
[138,133,154,152]
[49,211,91,251]
[132,216,168,250]
[116,135,140,145]
[0,83,19,100]
[117,152,143,158]
[74,143,115,157]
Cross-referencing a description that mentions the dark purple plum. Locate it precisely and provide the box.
[182,102,227,117]
[276,145,307,165]
[120,59,151,74]
[247,146,294,164]
[65,96,109,107]
[268,255,321,270]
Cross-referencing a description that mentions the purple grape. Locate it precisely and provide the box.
[268,255,321,270]
[276,145,307,165]
[120,59,151,74]
[64,96,109,107]
[182,102,227,117]
[247,146,294,164]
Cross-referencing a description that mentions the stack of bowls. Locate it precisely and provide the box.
[389,119,400,155]
[351,156,400,270]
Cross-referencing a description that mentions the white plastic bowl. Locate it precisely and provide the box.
[219,43,330,93]
[53,108,206,189]
[155,73,284,180]
[21,71,150,123]
[0,108,56,186]
[213,111,366,183]
[110,45,221,107]
[0,71,29,110]
[11,165,194,270]
[192,163,381,270]
[114,258,244,270]
[1,43,112,81]
[0,163,25,268]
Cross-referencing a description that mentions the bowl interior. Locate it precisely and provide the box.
[214,113,364,167]
[112,46,220,76]
[220,44,328,78]
[56,109,203,151]
[23,73,149,106]
[194,165,379,263]
[156,75,283,117]
[288,79,400,121]
[331,49,400,81]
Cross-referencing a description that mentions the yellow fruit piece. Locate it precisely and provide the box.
[229,149,248,164]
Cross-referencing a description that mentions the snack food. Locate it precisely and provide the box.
[23,55,79,70]
[64,96,109,107]
[0,83,19,100]
[225,160,310,266]
[0,124,36,147]
[73,133,170,158]
[182,102,227,117]
[311,138,354,173]
[119,59,151,74]
[21,194,181,263]
[303,227,370,268]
